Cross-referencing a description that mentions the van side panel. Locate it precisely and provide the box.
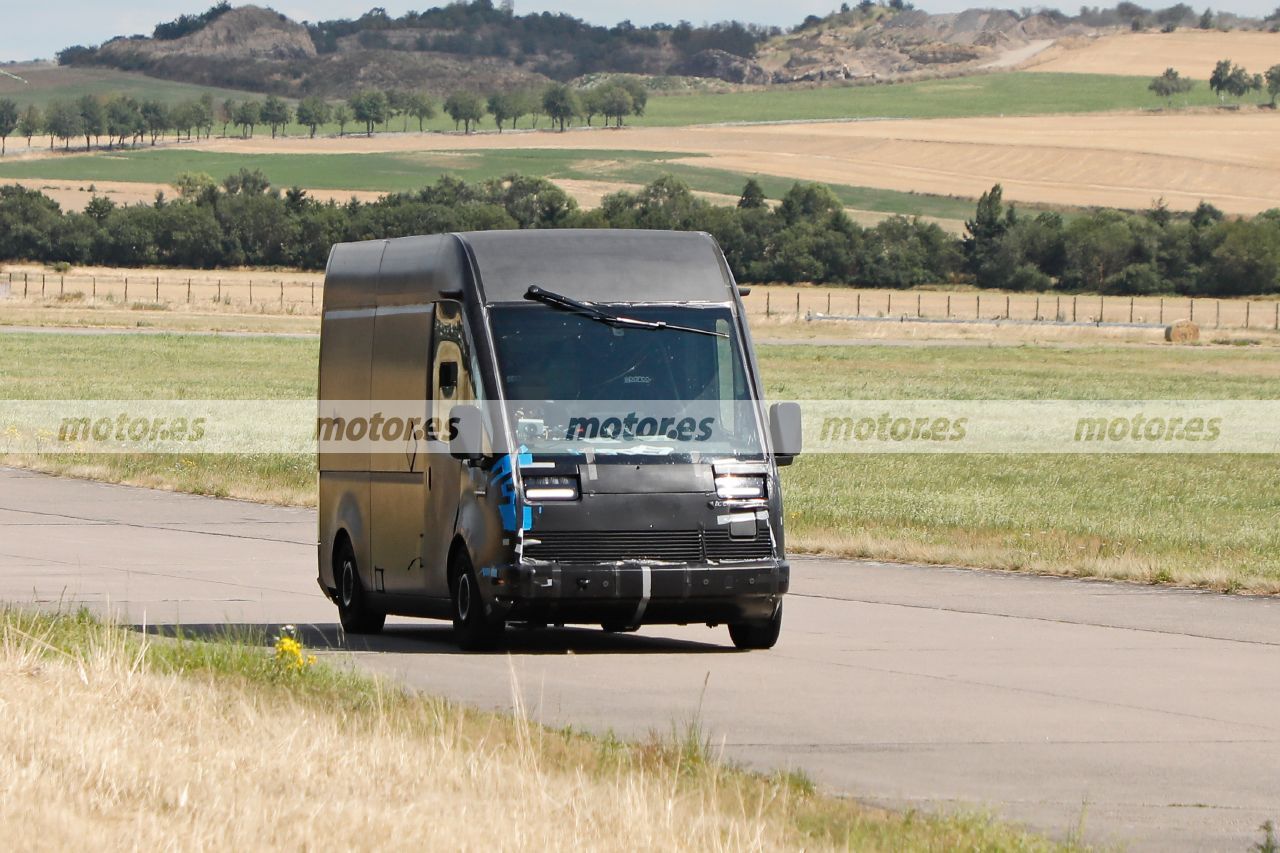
[317,240,384,593]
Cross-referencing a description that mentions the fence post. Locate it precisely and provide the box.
[1215,300,1220,328]
[827,292,831,314]
[976,294,980,318]
[1056,295,1060,321]
[155,276,159,302]
[310,282,315,307]
[41,274,45,297]
[888,292,893,316]
[946,294,951,318]
[1159,298,1164,325]
[1099,295,1103,323]
[1072,296,1077,322]
[1129,296,1134,323]
[1005,295,1010,319]
[765,292,770,317]
[795,291,800,318]
[917,293,922,318]
[187,279,192,303]
[856,293,860,316]
[1245,301,1250,328]
[91,275,96,304]
[124,277,128,302]
[23,273,27,298]
[217,279,222,303]
[1035,295,1040,321]
[60,275,64,297]
[249,279,253,305]
[1275,302,1279,331]
[1189,298,1194,322]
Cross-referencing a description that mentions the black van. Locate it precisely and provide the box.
[317,229,800,649]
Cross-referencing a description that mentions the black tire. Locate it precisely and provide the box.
[728,601,782,650]
[335,540,385,635]
[451,551,505,651]
[601,620,639,634]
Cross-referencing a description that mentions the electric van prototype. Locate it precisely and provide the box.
[316,229,801,650]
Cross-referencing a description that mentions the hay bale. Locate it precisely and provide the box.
[1165,319,1200,343]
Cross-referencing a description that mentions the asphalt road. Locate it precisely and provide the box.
[1,466,1276,851]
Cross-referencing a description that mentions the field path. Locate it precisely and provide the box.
[2,466,1276,852]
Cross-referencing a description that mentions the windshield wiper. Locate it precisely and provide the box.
[524,285,727,338]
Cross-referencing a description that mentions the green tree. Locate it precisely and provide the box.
[260,95,291,139]
[0,99,17,156]
[105,96,143,149]
[1198,7,1213,28]
[407,93,435,131]
[44,100,82,150]
[197,93,215,139]
[510,88,539,129]
[581,87,604,126]
[619,78,648,117]
[963,184,1016,278]
[542,83,580,132]
[16,104,41,148]
[599,84,634,127]
[333,103,352,136]
[295,96,331,138]
[349,90,389,136]
[1209,58,1232,101]
[386,89,411,132]
[487,92,516,132]
[76,94,105,150]
[233,100,261,138]
[443,91,485,133]
[1148,67,1194,106]
[219,99,236,137]
[140,99,170,145]
[738,179,766,210]
[1266,65,1280,106]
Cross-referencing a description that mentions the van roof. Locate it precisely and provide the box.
[461,229,734,304]
[324,230,736,310]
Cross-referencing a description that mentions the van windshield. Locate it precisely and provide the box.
[490,304,762,458]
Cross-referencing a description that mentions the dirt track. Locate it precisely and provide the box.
[1028,30,1280,77]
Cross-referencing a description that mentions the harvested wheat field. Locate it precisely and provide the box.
[174,110,1280,214]
[1029,31,1280,78]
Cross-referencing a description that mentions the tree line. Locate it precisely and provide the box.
[0,171,1276,296]
[0,79,651,155]
[1149,58,1280,105]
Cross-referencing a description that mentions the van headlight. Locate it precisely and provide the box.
[715,474,766,500]
[523,475,580,501]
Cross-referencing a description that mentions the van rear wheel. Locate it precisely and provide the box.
[728,602,782,650]
[336,540,385,635]
[451,552,505,651]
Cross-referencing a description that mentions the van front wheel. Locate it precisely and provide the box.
[451,552,505,651]
[728,602,782,650]
[336,541,385,635]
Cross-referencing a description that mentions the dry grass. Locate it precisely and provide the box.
[1028,31,1280,78]
[0,608,1076,852]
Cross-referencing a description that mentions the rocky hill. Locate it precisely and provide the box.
[54,2,1269,96]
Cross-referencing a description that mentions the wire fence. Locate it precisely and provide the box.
[740,287,1280,331]
[3,272,1279,331]
[0,271,324,313]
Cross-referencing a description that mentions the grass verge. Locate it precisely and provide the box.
[0,332,1276,592]
[0,606,1080,851]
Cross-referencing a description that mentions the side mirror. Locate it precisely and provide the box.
[769,402,802,466]
[449,404,485,462]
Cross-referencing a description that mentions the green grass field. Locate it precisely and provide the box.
[1,331,1276,592]
[0,63,265,108]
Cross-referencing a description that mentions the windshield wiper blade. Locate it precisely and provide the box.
[525,285,727,338]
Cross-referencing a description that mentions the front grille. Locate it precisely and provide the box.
[523,528,773,564]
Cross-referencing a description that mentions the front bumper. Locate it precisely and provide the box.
[478,560,789,625]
